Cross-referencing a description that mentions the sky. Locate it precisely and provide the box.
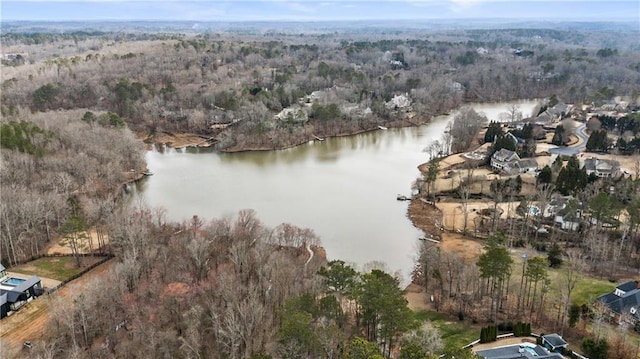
[2,0,639,22]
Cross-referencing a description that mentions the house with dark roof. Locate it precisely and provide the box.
[541,334,568,352]
[597,280,640,324]
[503,132,523,147]
[476,343,563,359]
[0,264,43,319]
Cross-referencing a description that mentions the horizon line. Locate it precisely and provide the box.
[4,18,638,23]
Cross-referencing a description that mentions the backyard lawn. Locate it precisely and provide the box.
[413,310,481,348]
[509,250,617,307]
[571,277,616,306]
[9,256,105,282]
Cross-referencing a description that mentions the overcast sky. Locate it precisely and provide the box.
[2,0,639,22]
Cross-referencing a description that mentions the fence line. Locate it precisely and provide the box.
[9,251,112,267]
[45,255,115,295]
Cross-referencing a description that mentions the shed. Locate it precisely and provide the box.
[542,333,568,352]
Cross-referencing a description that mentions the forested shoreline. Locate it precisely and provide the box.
[2,28,639,151]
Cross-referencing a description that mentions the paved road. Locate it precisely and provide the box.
[548,123,588,156]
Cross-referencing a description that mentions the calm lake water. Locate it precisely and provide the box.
[133,100,537,281]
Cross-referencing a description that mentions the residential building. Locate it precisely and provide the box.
[476,343,563,359]
[516,159,539,174]
[503,132,522,147]
[0,265,43,319]
[582,157,620,178]
[491,149,520,172]
[554,215,580,231]
[491,149,538,175]
[597,280,640,324]
[544,194,582,222]
[541,334,568,352]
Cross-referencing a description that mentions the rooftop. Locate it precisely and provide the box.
[476,343,563,359]
[493,148,519,162]
[617,281,639,293]
[542,334,568,348]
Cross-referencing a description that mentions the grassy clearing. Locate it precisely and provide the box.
[508,251,616,307]
[10,256,103,281]
[413,310,480,348]
[571,277,616,306]
[543,265,616,306]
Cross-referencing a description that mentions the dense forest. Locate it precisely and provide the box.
[2,28,639,151]
[0,109,144,266]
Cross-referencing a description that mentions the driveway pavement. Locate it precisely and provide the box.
[548,123,588,156]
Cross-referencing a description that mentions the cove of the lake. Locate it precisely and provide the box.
[133,100,538,281]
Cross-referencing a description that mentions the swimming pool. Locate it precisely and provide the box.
[523,346,538,356]
[2,277,26,286]
[528,206,540,216]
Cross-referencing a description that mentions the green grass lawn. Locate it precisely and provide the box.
[508,251,617,308]
[570,277,616,306]
[413,310,480,348]
[10,256,103,281]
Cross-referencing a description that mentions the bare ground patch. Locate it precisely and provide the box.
[45,230,109,255]
[145,131,213,148]
[405,283,432,311]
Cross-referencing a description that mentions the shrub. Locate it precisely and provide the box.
[513,322,531,336]
[458,311,465,321]
[480,325,498,343]
[581,337,609,359]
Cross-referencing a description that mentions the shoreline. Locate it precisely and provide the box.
[137,97,541,152]
[138,113,434,152]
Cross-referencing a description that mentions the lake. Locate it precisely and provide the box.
[133,100,538,281]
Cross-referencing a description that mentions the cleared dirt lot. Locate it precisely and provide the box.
[436,200,523,232]
[45,230,109,255]
[408,200,485,261]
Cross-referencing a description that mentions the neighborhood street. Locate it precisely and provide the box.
[548,123,588,156]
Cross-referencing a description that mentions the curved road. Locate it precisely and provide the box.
[548,123,588,156]
[304,242,314,266]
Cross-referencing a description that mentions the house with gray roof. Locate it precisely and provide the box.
[476,343,563,359]
[491,149,538,175]
[582,157,620,178]
[516,159,539,174]
[491,149,520,173]
[597,280,640,324]
[0,264,43,319]
[541,334,568,352]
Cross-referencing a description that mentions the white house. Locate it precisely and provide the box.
[491,149,520,172]
[554,215,580,231]
[582,157,620,178]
